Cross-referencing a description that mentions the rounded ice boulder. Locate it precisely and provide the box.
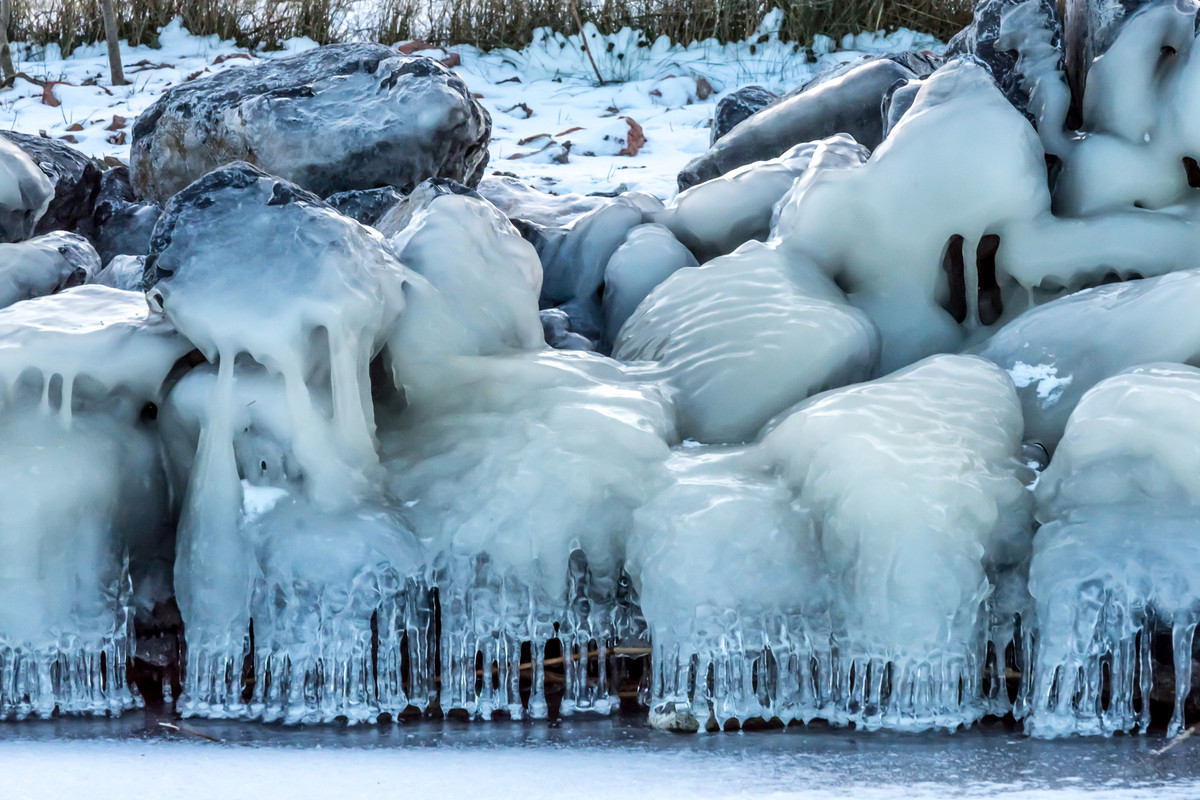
[130,43,492,203]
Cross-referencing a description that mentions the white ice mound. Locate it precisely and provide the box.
[614,242,879,443]
[147,163,413,721]
[379,350,675,719]
[0,232,100,310]
[0,135,54,243]
[1028,363,1200,738]
[383,179,544,358]
[0,286,190,719]
[656,134,870,264]
[971,269,1200,449]
[601,223,698,347]
[774,58,1051,372]
[630,355,1032,731]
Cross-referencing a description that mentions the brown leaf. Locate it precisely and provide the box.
[41,81,71,107]
[517,133,551,147]
[556,126,583,136]
[617,116,645,157]
[397,40,434,54]
[497,76,522,84]
[102,156,126,168]
[106,131,127,146]
[186,70,203,81]
[65,123,85,132]
[502,103,534,118]
[472,92,484,99]
[649,89,662,97]
[59,135,79,143]
[696,77,713,100]
[440,53,461,69]
[105,115,128,131]
[212,53,252,65]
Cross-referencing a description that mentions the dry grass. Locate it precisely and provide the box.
[6,0,975,56]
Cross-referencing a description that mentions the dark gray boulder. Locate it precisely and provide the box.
[84,166,162,263]
[946,0,1064,123]
[130,43,492,203]
[0,131,102,236]
[710,85,779,146]
[0,232,101,310]
[325,186,404,226]
[678,56,920,189]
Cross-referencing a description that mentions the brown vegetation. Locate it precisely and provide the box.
[4,0,973,57]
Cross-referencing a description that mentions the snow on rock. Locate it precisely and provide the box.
[1028,364,1200,738]
[0,131,103,237]
[615,242,879,444]
[130,43,491,203]
[0,285,190,718]
[0,231,100,309]
[0,135,54,243]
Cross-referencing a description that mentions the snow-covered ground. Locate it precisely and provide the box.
[0,12,943,199]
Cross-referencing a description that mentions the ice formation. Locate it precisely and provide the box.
[10,1,1200,737]
[0,286,189,718]
[630,355,1032,730]
[1028,364,1200,737]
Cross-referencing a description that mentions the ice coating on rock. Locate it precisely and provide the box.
[0,131,102,237]
[601,223,698,346]
[657,135,870,264]
[1028,364,1200,737]
[476,175,609,228]
[383,179,544,359]
[93,254,148,292]
[0,135,54,244]
[379,350,675,718]
[775,58,1051,372]
[130,44,491,203]
[615,242,879,444]
[0,232,100,310]
[146,163,410,718]
[710,85,779,145]
[629,355,1031,730]
[0,286,189,718]
[971,270,1200,449]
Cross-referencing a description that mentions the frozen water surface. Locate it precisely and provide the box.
[1,718,1199,799]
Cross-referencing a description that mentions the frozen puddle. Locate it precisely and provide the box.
[2,719,1199,799]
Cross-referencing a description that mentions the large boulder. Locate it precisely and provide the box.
[679,55,932,189]
[710,85,779,145]
[0,132,102,238]
[130,43,492,203]
[0,136,54,243]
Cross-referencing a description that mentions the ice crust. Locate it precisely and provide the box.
[0,135,54,243]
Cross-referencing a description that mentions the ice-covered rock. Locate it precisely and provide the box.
[82,166,160,263]
[325,186,404,227]
[615,242,879,444]
[476,176,610,228]
[971,270,1200,449]
[146,162,411,719]
[601,223,698,345]
[130,44,491,203]
[0,286,190,718]
[1028,364,1200,737]
[710,85,779,145]
[678,56,922,189]
[0,131,102,237]
[0,135,54,244]
[379,350,675,719]
[0,232,100,310]
[658,134,869,264]
[93,255,148,291]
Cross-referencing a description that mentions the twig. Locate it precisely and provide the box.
[1152,723,1199,757]
[568,0,604,86]
[157,721,222,743]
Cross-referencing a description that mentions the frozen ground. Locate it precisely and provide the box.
[0,13,943,199]
[2,717,1199,799]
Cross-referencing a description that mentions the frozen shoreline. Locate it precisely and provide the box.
[2,716,1199,799]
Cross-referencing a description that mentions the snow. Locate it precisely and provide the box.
[0,16,944,201]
